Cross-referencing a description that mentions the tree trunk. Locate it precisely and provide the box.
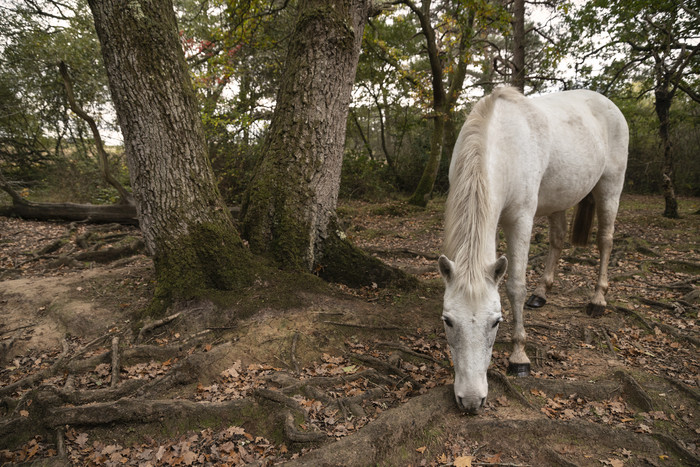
[405,0,446,207]
[407,113,445,207]
[654,82,679,218]
[405,1,473,207]
[511,0,526,92]
[240,0,412,287]
[88,0,253,312]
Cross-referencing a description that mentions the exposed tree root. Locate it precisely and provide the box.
[350,353,421,389]
[322,321,401,331]
[284,412,325,443]
[375,341,442,364]
[0,340,70,397]
[45,398,251,428]
[616,305,700,347]
[487,370,535,410]
[651,432,700,465]
[614,371,655,412]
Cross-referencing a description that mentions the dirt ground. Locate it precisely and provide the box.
[1,194,698,466]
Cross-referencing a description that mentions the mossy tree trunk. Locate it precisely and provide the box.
[241,0,406,287]
[88,0,253,311]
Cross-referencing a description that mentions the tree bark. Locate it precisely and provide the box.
[88,0,253,311]
[654,72,679,218]
[405,0,446,207]
[511,0,526,92]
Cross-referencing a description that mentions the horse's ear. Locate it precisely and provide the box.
[492,255,508,284]
[438,255,454,282]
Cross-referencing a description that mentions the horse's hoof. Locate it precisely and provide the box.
[507,362,531,377]
[585,303,605,317]
[525,295,547,308]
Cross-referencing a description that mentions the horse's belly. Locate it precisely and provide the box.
[535,164,603,216]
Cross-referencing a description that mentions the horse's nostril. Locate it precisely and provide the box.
[480,397,486,408]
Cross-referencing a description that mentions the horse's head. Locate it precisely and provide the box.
[438,254,507,414]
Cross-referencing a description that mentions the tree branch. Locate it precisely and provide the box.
[59,62,133,205]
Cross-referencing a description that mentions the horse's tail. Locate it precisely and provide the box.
[571,193,595,246]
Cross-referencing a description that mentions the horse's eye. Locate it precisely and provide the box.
[442,316,454,328]
[492,318,503,329]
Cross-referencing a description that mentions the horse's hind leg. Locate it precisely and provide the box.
[586,190,620,317]
[527,211,567,308]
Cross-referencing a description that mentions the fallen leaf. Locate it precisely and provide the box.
[415,446,427,454]
[19,410,29,417]
[454,455,473,467]
[75,432,88,447]
[602,459,623,467]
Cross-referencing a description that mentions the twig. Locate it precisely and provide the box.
[56,428,66,458]
[600,327,616,355]
[322,321,400,330]
[136,311,182,343]
[614,306,653,331]
[486,369,535,410]
[110,336,120,388]
[375,341,441,363]
[291,332,300,373]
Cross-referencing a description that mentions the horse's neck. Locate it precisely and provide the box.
[445,164,500,291]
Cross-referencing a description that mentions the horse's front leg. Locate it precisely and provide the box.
[527,211,567,308]
[503,218,534,377]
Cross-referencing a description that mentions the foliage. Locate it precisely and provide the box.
[0,0,125,203]
[565,0,699,96]
[339,152,396,200]
[176,0,295,204]
[617,94,700,196]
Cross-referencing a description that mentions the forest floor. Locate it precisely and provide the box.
[0,194,698,466]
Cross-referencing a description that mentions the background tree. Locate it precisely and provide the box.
[366,0,511,206]
[568,0,700,218]
[0,0,119,200]
[177,0,295,203]
[88,0,254,311]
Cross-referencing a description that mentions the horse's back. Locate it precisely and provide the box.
[530,90,628,215]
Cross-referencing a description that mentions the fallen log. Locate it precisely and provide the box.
[0,200,138,225]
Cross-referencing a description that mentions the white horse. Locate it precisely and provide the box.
[439,86,628,413]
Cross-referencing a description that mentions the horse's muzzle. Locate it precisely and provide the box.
[456,395,486,414]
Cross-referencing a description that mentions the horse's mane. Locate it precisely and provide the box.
[444,86,522,296]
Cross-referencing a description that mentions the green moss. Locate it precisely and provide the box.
[149,221,255,316]
[317,219,418,289]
